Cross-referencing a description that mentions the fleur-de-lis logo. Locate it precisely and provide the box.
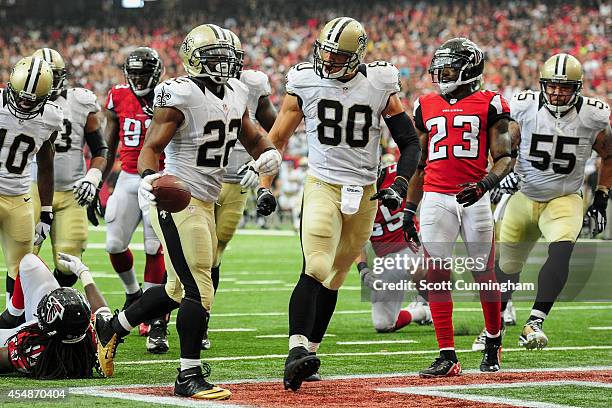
[182,37,194,54]
[160,210,168,219]
[155,86,171,107]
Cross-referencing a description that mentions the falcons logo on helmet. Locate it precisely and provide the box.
[43,295,65,324]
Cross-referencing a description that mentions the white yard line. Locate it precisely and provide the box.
[71,388,249,407]
[256,334,336,339]
[589,326,612,330]
[115,345,612,366]
[336,340,418,345]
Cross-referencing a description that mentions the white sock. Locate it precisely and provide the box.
[118,268,140,294]
[117,311,134,331]
[530,309,547,320]
[407,305,426,322]
[308,342,320,353]
[180,358,201,372]
[7,298,24,317]
[486,330,501,338]
[143,282,161,292]
[289,334,309,351]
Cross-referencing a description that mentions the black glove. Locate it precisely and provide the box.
[456,173,500,207]
[370,178,408,210]
[87,188,105,226]
[402,202,420,251]
[256,187,277,216]
[586,189,609,236]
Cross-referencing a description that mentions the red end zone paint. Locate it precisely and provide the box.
[116,370,612,407]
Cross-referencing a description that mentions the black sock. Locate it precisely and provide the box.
[176,299,209,359]
[289,274,322,337]
[309,286,338,343]
[124,285,179,328]
[0,309,20,329]
[440,349,458,363]
[53,268,79,287]
[211,265,220,294]
[5,275,14,298]
[495,261,520,310]
[532,241,574,316]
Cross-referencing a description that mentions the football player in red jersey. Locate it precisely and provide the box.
[406,38,514,377]
[0,253,116,378]
[102,47,168,353]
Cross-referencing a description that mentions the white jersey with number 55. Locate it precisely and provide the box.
[511,91,610,202]
[154,77,248,202]
[286,61,400,186]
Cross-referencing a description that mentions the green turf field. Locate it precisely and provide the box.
[1,226,611,407]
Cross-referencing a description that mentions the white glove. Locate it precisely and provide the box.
[34,207,53,246]
[238,160,259,189]
[490,171,522,204]
[254,149,282,177]
[138,172,161,212]
[57,252,89,278]
[73,168,102,207]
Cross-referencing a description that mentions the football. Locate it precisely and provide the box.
[151,175,191,213]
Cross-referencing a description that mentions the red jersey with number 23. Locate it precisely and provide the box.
[106,84,164,174]
[370,164,408,257]
[413,90,510,194]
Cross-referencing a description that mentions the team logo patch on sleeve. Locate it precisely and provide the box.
[155,86,171,107]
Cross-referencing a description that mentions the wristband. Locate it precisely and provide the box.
[141,169,156,178]
[357,262,369,272]
[80,270,94,287]
[41,206,53,213]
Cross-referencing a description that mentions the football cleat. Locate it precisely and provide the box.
[472,328,487,352]
[139,322,150,336]
[122,288,142,311]
[174,364,231,400]
[94,312,123,377]
[480,341,502,372]
[419,356,462,378]
[503,301,517,326]
[304,352,322,382]
[146,319,169,354]
[201,330,211,350]
[283,346,321,391]
[519,318,548,350]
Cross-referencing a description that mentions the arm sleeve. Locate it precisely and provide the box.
[384,112,421,180]
[84,128,109,158]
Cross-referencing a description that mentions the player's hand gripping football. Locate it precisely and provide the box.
[402,202,421,252]
[586,189,609,236]
[138,171,162,210]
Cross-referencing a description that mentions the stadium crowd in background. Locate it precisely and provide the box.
[0,0,608,230]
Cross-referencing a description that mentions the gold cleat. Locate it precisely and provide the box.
[518,318,548,350]
[94,313,122,377]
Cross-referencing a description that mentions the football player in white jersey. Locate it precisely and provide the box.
[30,48,108,287]
[492,53,611,350]
[95,24,281,400]
[260,17,421,391]
[0,57,63,329]
[200,30,278,351]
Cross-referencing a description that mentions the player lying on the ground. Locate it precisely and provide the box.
[0,253,116,379]
[488,53,611,350]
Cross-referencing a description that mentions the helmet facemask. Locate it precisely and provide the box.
[313,40,360,79]
[429,52,482,95]
[188,44,239,84]
[540,79,582,116]
[124,55,162,97]
[7,83,49,120]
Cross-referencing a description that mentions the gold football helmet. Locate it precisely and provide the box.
[540,53,583,115]
[32,48,67,98]
[313,17,367,79]
[179,24,239,84]
[7,56,54,120]
[224,29,244,76]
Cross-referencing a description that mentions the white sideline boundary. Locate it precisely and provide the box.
[70,366,612,407]
[115,345,612,366]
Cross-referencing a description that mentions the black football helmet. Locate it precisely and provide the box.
[429,37,484,95]
[36,287,91,343]
[123,47,163,97]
